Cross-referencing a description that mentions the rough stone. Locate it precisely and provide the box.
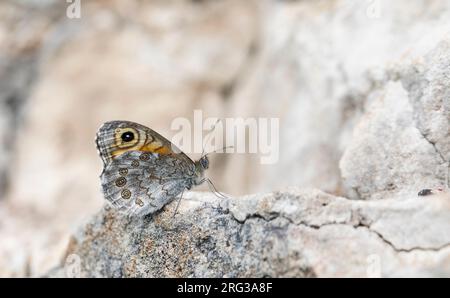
[340,40,450,200]
[48,189,450,278]
[223,0,450,196]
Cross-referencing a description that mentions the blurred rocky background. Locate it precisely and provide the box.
[0,0,449,277]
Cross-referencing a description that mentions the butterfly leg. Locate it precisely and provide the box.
[200,178,229,200]
[171,189,185,220]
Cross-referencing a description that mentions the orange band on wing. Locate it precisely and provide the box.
[110,142,172,159]
[140,142,172,155]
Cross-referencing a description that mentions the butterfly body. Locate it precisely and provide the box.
[96,121,208,217]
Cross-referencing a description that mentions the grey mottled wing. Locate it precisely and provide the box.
[100,151,195,217]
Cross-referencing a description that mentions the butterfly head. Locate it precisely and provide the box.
[192,155,209,185]
[194,156,228,199]
[199,155,209,170]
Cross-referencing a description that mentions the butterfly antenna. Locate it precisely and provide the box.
[204,178,229,200]
[201,118,221,158]
[204,145,234,158]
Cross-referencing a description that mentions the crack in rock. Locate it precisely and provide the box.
[227,198,450,254]
[416,128,450,187]
[356,223,450,253]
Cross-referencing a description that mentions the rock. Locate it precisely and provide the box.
[48,189,450,278]
[1,0,258,277]
[340,40,450,200]
[223,0,450,196]
[7,0,258,213]
[0,1,62,196]
[0,200,74,277]
[1,0,450,277]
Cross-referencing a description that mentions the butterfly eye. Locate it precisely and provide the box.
[121,131,135,142]
[200,156,209,170]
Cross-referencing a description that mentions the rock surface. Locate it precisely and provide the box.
[222,0,450,196]
[340,40,450,200]
[1,0,449,277]
[49,189,450,278]
[0,1,62,196]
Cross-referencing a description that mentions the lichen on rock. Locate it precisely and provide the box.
[48,189,450,278]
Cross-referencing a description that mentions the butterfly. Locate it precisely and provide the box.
[95,120,221,217]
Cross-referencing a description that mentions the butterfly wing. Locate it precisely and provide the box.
[95,120,193,168]
[100,151,195,217]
